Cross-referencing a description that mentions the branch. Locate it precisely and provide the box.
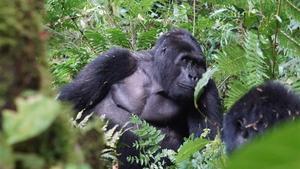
[286,0,300,13]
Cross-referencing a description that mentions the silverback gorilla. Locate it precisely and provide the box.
[223,81,300,153]
[59,29,222,168]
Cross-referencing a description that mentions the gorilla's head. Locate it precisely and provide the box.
[153,29,206,101]
[223,82,300,153]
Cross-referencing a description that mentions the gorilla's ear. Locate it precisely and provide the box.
[58,48,137,112]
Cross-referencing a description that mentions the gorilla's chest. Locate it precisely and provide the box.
[110,67,182,122]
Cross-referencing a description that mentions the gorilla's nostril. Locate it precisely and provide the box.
[188,74,198,81]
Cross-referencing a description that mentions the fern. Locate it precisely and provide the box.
[224,80,252,109]
[127,115,176,168]
[176,135,226,169]
[278,29,300,57]
[283,0,300,22]
[127,116,225,169]
[107,28,131,48]
[215,43,246,76]
[243,31,272,81]
[100,116,129,168]
[175,135,209,165]
[279,58,300,93]
[137,28,159,50]
[84,30,108,54]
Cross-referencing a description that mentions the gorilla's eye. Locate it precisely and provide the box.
[181,57,190,64]
[191,60,197,66]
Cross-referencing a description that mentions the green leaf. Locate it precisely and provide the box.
[227,121,300,169]
[15,153,45,169]
[65,163,92,169]
[244,13,259,29]
[3,94,61,145]
[0,135,14,169]
[175,137,209,164]
[194,67,217,110]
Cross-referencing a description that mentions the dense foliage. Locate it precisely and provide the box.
[0,0,105,168]
[44,0,300,168]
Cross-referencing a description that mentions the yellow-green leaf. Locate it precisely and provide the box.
[176,137,209,164]
[194,67,218,110]
[3,94,61,145]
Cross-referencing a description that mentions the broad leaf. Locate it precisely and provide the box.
[176,137,209,164]
[0,135,14,169]
[15,153,45,169]
[227,121,300,169]
[194,67,217,110]
[3,94,61,144]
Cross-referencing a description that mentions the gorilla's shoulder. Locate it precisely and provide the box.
[58,48,138,113]
[239,81,299,106]
[132,50,154,62]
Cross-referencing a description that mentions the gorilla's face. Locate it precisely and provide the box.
[153,30,206,101]
[169,48,206,100]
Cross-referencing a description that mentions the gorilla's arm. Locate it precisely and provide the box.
[58,48,137,116]
[187,79,222,138]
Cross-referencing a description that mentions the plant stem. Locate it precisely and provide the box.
[272,0,282,78]
[286,0,300,12]
[193,0,196,35]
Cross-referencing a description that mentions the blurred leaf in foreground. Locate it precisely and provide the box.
[227,121,300,169]
[3,94,61,145]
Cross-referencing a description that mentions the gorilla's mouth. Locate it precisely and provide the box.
[177,83,195,90]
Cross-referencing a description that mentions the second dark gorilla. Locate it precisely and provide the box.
[223,81,300,153]
[59,29,222,168]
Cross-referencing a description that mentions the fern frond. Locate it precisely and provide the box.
[224,80,252,109]
[244,32,271,80]
[283,0,300,22]
[291,80,300,93]
[176,135,226,169]
[215,43,247,76]
[107,28,131,48]
[127,115,175,168]
[175,136,209,165]
[208,0,249,8]
[84,30,108,54]
[136,28,158,50]
[278,29,300,57]
[279,57,300,93]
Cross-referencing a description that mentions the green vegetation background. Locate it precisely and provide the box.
[0,0,299,169]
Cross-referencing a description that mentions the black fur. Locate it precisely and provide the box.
[59,29,222,168]
[58,48,137,122]
[223,81,300,153]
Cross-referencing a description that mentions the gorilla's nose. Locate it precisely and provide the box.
[188,74,199,82]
